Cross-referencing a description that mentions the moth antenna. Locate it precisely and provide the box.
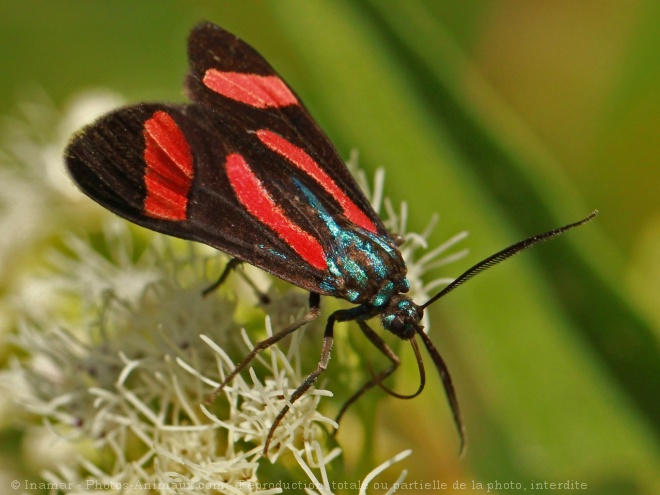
[422,210,598,309]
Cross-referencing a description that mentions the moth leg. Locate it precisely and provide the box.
[202,258,269,304]
[264,303,365,455]
[264,305,334,455]
[334,321,401,427]
[202,258,242,296]
[205,293,320,405]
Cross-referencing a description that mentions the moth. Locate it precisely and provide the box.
[65,22,597,454]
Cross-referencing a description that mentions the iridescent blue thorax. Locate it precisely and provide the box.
[295,179,422,337]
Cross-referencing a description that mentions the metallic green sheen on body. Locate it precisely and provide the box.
[293,178,410,307]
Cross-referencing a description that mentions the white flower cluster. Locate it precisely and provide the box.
[0,92,466,494]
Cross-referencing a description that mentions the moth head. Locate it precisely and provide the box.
[380,295,423,340]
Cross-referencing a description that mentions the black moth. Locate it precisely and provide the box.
[65,21,597,454]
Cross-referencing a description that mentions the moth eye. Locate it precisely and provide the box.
[388,316,406,334]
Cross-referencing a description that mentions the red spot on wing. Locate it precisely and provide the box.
[256,130,378,233]
[143,111,194,220]
[203,70,298,109]
[226,153,327,271]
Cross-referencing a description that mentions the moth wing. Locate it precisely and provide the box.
[65,103,332,292]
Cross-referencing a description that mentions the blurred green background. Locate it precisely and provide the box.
[1,0,658,493]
